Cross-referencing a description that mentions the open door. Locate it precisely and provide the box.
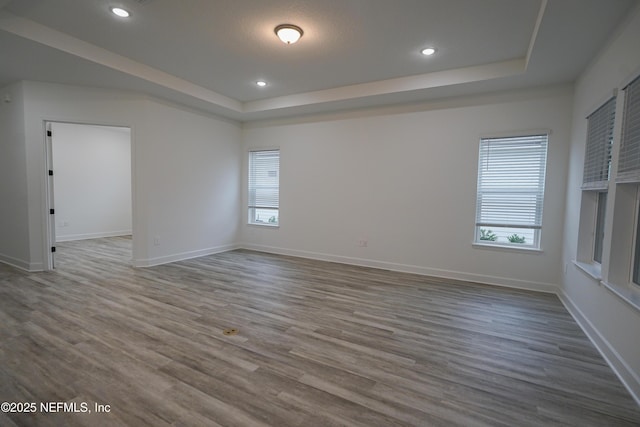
[45,122,56,269]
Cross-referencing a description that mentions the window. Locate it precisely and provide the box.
[580,97,616,265]
[474,134,548,249]
[248,149,279,226]
[618,76,640,286]
[594,78,640,308]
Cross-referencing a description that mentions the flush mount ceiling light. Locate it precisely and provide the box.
[256,80,267,87]
[111,7,130,18]
[421,47,436,56]
[275,24,303,44]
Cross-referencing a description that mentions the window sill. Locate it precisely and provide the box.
[572,260,602,281]
[247,223,279,228]
[600,280,640,313]
[472,242,543,254]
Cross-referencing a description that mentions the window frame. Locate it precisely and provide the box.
[632,187,640,286]
[575,95,617,275]
[473,133,549,250]
[585,78,640,312]
[247,148,280,227]
[615,75,640,288]
[583,97,616,264]
[593,191,607,265]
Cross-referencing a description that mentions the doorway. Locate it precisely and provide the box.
[45,122,133,269]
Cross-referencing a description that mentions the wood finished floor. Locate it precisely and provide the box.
[1,237,639,426]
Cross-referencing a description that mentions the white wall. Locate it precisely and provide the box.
[561,5,640,402]
[133,98,242,266]
[52,123,132,242]
[0,81,30,269]
[242,87,573,292]
[19,81,241,269]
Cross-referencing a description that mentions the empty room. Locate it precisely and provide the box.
[1,0,640,426]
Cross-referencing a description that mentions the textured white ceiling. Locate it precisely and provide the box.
[0,0,636,121]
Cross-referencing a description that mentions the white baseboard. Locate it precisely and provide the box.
[240,243,559,294]
[133,243,240,267]
[56,230,132,242]
[29,261,44,272]
[0,252,31,271]
[558,291,640,406]
[0,253,43,272]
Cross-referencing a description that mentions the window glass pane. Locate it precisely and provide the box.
[249,208,279,224]
[593,192,607,264]
[477,227,535,245]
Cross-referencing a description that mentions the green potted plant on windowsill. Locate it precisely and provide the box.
[479,229,498,241]
[507,234,526,244]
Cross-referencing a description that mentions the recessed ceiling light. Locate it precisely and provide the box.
[421,47,436,56]
[111,7,130,18]
[256,81,267,87]
[275,24,303,44]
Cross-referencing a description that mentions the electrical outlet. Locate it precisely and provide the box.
[358,239,368,247]
[154,236,160,246]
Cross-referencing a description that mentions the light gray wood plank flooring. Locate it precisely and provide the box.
[0,236,639,426]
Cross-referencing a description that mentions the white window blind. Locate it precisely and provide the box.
[475,134,548,236]
[618,76,640,183]
[248,149,279,225]
[583,97,616,190]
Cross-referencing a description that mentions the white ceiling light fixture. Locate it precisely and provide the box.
[256,80,267,87]
[275,24,303,44]
[111,7,131,18]
[421,47,436,56]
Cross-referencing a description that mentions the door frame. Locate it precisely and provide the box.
[43,120,134,270]
[44,122,56,269]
